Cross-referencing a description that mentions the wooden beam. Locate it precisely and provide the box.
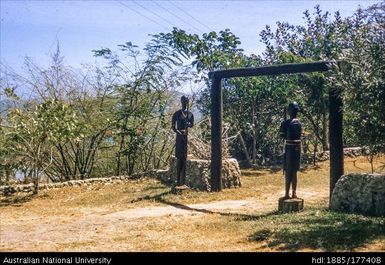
[209,61,332,79]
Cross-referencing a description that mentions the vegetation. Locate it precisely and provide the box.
[156,3,385,166]
[1,3,384,186]
[1,41,189,187]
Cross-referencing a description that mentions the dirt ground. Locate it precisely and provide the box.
[1,156,384,252]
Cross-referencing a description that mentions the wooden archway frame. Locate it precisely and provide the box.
[208,61,343,200]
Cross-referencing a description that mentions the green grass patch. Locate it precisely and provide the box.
[248,208,385,251]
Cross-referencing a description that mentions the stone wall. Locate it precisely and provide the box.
[0,176,131,196]
[1,157,242,195]
[330,173,385,216]
[157,156,241,191]
[242,147,368,167]
[303,147,368,163]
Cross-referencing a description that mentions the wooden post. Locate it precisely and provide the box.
[210,77,223,191]
[329,86,344,202]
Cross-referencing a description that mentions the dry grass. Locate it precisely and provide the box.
[0,156,384,252]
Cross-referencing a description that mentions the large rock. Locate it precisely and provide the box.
[330,173,385,216]
[157,156,241,191]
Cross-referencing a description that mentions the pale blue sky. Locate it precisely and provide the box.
[0,0,381,71]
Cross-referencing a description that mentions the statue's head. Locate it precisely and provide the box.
[181,95,189,109]
[288,101,299,118]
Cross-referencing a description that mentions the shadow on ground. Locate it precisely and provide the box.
[0,193,36,207]
[129,189,280,221]
[131,188,385,252]
[249,209,385,251]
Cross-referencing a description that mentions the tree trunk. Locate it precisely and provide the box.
[238,132,252,167]
[33,167,39,195]
[5,168,10,184]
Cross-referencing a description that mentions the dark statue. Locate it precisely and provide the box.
[172,96,194,187]
[279,102,302,199]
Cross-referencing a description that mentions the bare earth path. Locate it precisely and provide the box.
[0,189,324,251]
[1,198,273,251]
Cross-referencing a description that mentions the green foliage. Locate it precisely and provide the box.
[4,98,82,190]
[0,34,191,184]
[259,6,353,154]
[329,2,385,168]
[156,27,244,74]
[93,35,187,175]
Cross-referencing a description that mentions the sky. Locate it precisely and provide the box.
[0,0,381,72]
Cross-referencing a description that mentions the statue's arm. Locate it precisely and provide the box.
[171,112,178,133]
[188,113,194,128]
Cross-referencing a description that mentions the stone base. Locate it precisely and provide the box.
[278,197,304,213]
[156,156,241,191]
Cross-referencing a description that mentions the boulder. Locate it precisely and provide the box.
[330,173,385,216]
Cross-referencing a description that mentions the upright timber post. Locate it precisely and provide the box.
[210,77,223,191]
[329,86,344,201]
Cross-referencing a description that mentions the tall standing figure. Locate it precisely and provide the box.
[172,96,194,187]
[280,102,302,199]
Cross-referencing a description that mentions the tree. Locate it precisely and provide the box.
[93,38,190,175]
[6,98,81,193]
[1,44,118,183]
[329,2,385,172]
[259,6,356,152]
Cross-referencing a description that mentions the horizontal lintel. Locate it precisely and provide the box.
[208,61,338,79]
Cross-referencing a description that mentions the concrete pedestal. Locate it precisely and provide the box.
[278,197,304,213]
